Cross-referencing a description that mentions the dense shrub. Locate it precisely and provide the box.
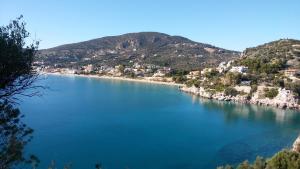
[186,79,200,87]
[217,150,300,169]
[250,85,258,94]
[214,83,226,92]
[285,82,300,97]
[204,69,219,79]
[224,87,239,96]
[240,57,285,74]
[273,77,285,88]
[264,88,278,99]
[168,70,189,76]
[237,160,252,169]
[266,150,300,169]
[172,75,187,83]
[224,72,242,86]
[253,156,267,169]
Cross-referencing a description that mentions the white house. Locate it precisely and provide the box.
[229,66,248,73]
[153,72,165,77]
[217,62,227,73]
[83,64,94,73]
[186,71,200,79]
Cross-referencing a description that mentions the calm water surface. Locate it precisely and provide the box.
[20,75,300,169]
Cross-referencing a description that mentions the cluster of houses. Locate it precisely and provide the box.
[71,60,251,83]
[185,61,252,87]
[41,62,172,79]
[199,61,248,75]
[216,61,248,74]
[38,58,300,85]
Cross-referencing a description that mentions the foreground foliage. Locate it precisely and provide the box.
[0,16,39,169]
[217,150,300,169]
[0,101,38,169]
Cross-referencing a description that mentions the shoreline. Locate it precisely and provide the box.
[43,72,184,87]
[42,72,300,110]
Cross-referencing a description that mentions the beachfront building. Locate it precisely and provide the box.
[61,68,78,74]
[153,67,171,77]
[82,64,94,73]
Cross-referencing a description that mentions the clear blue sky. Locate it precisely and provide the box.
[1,0,299,51]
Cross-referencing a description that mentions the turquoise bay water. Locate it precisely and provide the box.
[20,75,300,169]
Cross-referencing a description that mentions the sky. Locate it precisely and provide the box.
[1,0,300,51]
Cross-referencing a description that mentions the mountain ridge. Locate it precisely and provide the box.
[37,32,240,70]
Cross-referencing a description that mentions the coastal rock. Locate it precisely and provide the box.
[199,87,213,98]
[292,136,300,153]
[232,95,248,103]
[180,86,200,95]
[250,88,299,109]
[180,86,214,98]
[180,85,300,110]
[234,85,251,94]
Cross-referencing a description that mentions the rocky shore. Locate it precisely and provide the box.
[180,86,300,110]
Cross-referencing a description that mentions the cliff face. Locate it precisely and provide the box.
[37,32,240,71]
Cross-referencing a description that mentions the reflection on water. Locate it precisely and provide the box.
[214,130,294,165]
[191,95,300,126]
[191,95,300,167]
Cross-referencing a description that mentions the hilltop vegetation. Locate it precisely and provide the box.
[240,39,300,70]
[235,39,300,77]
[235,39,300,91]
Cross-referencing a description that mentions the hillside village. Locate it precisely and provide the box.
[181,39,300,109]
[38,39,300,109]
[37,62,177,83]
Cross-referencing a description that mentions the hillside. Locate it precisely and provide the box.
[239,39,300,71]
[37,32,240,70]
[205,39,300,88]
[181,39,300,109]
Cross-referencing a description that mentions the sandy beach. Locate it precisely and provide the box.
[44,72,184,87]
